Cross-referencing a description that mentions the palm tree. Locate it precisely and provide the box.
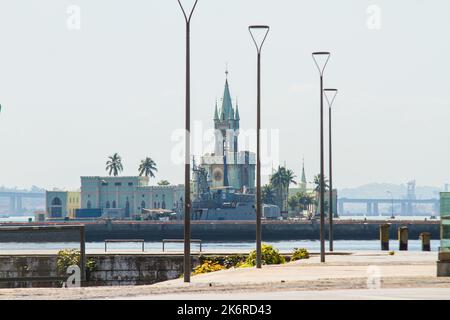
[158,180,170,186]
[270,166,285,210]
[139,157,158,178]
[313,174,329,192]
[262,184,276,205]
[298,192,314,210]
[270,166,297,212]
[283,168,297,211]
[105,153,123,177]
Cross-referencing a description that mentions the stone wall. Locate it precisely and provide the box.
[0,220,440,242]
[0,254,198,288]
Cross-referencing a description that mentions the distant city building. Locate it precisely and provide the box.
[78,176,184,219]
[198,73,256,193]
[46,191,80,219]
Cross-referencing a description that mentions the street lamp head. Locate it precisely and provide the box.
[312,51,331,76]
[177,0,199,23]
[249,25,270,53]
[324,88,338,108]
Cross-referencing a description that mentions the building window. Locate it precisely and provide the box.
[141,201,146,210]
[87,200,92,209]
[106,201,110,209]
[154,202,157,208]
[112,201,117,208]
[128,182,133,186]
[115,182,122,186]
[102,182,108,186]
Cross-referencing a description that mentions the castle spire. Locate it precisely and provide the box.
[301,158,307,184]
[221,69,234,120]
[214,100,219,120]
[235,98,240,120]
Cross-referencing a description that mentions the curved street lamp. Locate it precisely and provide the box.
[177,0,199,283]
[324,88,338,252]
[312,51,331,263]
[249,25,269,269]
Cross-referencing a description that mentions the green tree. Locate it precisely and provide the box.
[313,174,329,192]
[262,184,276,205]
[270,166,297,212]
[298,192,314,211]
[105,153,123,177]
[139,157,158,178]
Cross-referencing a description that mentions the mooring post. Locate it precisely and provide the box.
[398,226,409,251]
[420,232,431,251]
[380,224,390,251]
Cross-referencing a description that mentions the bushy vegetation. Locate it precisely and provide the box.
[192,260,226,276]
[192,246,288,276]
[291,248,310,261]
[246,244,286,266]
[192,255,246,275]
[56,249,96,276]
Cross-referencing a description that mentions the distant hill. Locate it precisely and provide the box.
[339,183,442,199]
[0,185,45,193]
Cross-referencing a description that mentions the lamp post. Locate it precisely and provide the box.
[249,25,270,269]
[324,88,338,252]
[177,0,199,283]
[312,52,330,263]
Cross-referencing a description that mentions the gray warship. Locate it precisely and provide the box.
[191,159,280,221]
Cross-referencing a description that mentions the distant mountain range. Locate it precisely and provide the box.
[0,185,45,193]
[339,183,443,199]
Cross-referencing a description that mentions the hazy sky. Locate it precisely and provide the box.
[0,0,449,191]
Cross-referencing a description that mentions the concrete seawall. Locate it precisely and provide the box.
[0,254,199,288]
[0,220,440,242]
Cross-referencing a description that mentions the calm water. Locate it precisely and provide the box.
[0,215,440,252]
[0,240,440,252]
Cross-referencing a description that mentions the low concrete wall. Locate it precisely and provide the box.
[0,220,441,242]
[0,254,199,288]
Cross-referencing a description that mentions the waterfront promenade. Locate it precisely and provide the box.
[1,251,449,300]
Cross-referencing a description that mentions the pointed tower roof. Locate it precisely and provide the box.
[214,100,219,120]
[235,99,240,120]
[221,78,234,120]
[301,158,307,184]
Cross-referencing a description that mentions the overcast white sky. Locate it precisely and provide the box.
[0,0,449,191]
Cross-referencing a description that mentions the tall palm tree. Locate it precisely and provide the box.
[313,174,329,192]
[270,166,285,210]
[105,153,123,177]
[283,168,297,211]
[270,166,297,212]
[139,157,158,178]
[262,184,276,205]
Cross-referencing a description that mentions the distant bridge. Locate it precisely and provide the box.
[0,191,45,214]
[338,198,440,216]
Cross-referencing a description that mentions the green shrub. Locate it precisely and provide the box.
[198,255,246,269]
[291,248,310,261]
[192,260,226,275]
[56,249,96,276]
[246,244,286,266]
